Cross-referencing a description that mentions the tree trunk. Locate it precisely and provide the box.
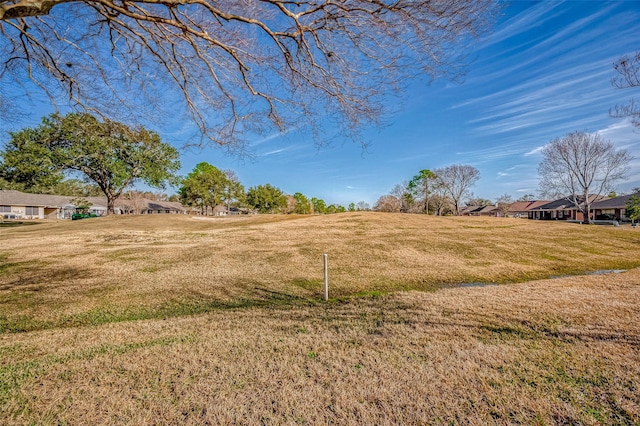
[583,201,591,224]
[107,195,115,215]
[582,191,591,224]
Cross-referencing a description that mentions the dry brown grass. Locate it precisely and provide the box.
[1,213,639,331]
[1,213,640,424]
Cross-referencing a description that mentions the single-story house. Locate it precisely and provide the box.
[590,193,640,221]
[0,190,186,219]
[507,200,550,218]
[0,190,104,219]
[527,195,605,221]
[213,205,256,216]
[462,205,498,216]
[140,201,187,215]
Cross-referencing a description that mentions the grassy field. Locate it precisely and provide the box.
[1,213,639,424]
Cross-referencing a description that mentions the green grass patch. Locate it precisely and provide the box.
[0,221,40,228]
[290,278,322,291]
[0,296,320,334]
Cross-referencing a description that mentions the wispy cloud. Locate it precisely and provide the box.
[524,146,545,157]
[480,2,564,48]
[597,120,640,148]
[250,125,301,147]
[260,148,289,156]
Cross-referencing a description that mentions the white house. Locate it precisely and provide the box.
[0,190,185,219]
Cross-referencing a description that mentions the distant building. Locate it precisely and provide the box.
[591,193,640,222]
[507,200,551,218]
[0,190,186,219]
[464,205,498,216]
[528,195,606,221]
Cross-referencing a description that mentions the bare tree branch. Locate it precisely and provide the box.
[1,0,498,149]
[611,50,640,127]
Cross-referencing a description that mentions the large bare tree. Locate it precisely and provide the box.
[611,51,640,127]
[1,0,497,148]
[538,131,632,224]
[434,164,480,215]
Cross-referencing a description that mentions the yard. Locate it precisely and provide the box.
[1,213,639,424]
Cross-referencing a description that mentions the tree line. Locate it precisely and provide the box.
[179,162,366,215]
[377,128,635,222]
[0,112,366,215]
[374,165,481,215]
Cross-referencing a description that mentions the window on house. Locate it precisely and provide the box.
[0,205,10,212]
[25,206,39,215]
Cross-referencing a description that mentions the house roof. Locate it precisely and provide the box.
[145,201,185,212]
[591,193,639,209]
[460,206,477,215]
[466,205,496,214]
[476,205,497,213]
[531,195,605,211]
[508,200,550,212]
[0,190,185,212]
[0,190,90,208]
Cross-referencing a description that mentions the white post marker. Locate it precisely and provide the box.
[323,253,329,301]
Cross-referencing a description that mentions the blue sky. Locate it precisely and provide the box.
[4,1,640,206]
[178,1,640,206]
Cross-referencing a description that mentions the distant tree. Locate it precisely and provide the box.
[390,182,414,213]
[436,165,480,215]
[141,191,170,201]
[167,194,180,203]
[311,197,327,214]
[348,202,356,212]
[292,192,311,214]
[538,131,632,224]
[69,197,92,209]
[495,194,513,217]
[430,194,453,216]
[355,201,371,211]
[326,204,346,214]
[0,176,24,191]
[517,194,536,202]
[0,1,498,147]
[0,126,64,191]
[221,170,246,210]
[246,184,287,214]
[626,194,640,224]
[374,195,401,212]
[0,174,102,196]
[611,51,640,127]
[1,113,180,214]
[408,169,438,214]
[122,190,147,214]
[179,163,229,215]
[465,196,492,207]
[51,179,102,197]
